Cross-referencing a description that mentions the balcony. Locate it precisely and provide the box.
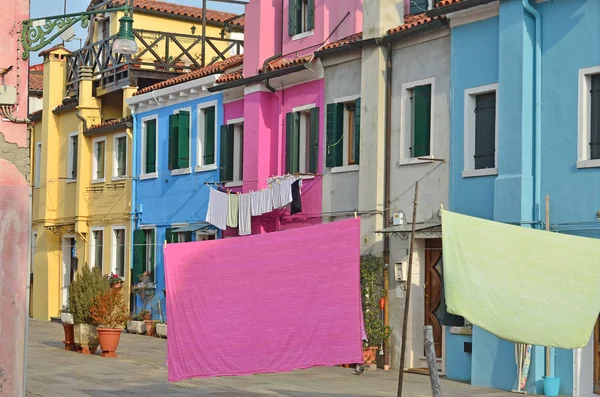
[66,29,243,95]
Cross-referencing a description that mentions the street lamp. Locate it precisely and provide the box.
[112,15,137,55]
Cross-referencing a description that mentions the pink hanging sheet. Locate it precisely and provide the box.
[164,218,363,381]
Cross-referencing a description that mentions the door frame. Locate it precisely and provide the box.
[61,235,76,309]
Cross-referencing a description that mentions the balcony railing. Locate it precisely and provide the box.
[66,29,243,93]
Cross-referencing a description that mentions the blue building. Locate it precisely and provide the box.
[432,0,600,395]
[126,56,244,319]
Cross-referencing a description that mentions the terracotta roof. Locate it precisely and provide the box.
[266,55,312,72]
[436,0,466,7]
[29,109,43,122]
[39,44,72,57]
[216,71,243,83]
[320,32,363,51]
[134,54,244,95]
[387,13,444,35]
[86,115,132,132]
[88,0,244,27]
[30,64,43,72]
[29,72,43,92]
[53,97,79,112]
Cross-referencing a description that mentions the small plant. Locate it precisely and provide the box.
[133,271,155,319]
[105,272,123,285]
[68,266,110,324]
[360,253,392,347]
[90,289,130,329]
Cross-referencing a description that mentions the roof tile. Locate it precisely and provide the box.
[216,71,243,83]
[29,72,43,92]
[86,115,132,131]
[266,55,312,71]
[436,0,466,7]
[387,13,444,35]
[320,32,363,51]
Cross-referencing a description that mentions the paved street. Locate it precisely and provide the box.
[26,320,513,397]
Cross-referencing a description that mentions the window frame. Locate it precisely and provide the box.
[578,65,600,168]
[89,227,104,271]
[67,132,78,183]
[399,77,436,165]
[196,100,219,172]
[463,83,499,178]
[289,0,315,40]
[91,137,107,183]
[34,142,41,188]
[140,226,156,283]
[331,95,360,174]
[290,103,318,175]
[140,115,158,180]
[224,117,244,187]
[170,107,193,176]
[30,232,37,275]
[113,132,128,180]
[195,231,216,241]
[111,225,127,278]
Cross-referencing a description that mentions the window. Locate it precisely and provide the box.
[67,133,78,181]
[286,106,319,174]
[113,134,127,179]
[112,227,126,277]
[34,142,41,187]
[168,109,191,173]
[463,84,498,177]
[197,104,217,170]
[410,0,430,14]
[92,138,106,182]
[326,98,361,169]
[165,227,192,243]
[400,79,435,163]
[142,118,157,178]
[220,120,244,184]
[133,228,155,283]
[289,0,314,36]
[30,232,37,275]
[90,228,104,270]
[578,67,600,168]
[195,232,216,241]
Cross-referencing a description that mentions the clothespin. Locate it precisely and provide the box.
[164,239,167,248]
[440,204,444,212]
[354,211,358,219]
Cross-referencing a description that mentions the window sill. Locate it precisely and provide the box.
[225,181,243,188]
[66,179,77,184]
[171,167,192,176]
[91,179,105,184]
[140,173,157,180]
[398,157,434,166]
[291,30,314,41]
[462,168,498,178]
[195,164,218,173]
[577,159,600,169]
[331,164,359,174]
[112,176,127,181]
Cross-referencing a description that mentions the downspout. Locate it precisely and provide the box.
[130,110,137,311]
[262,53,281,93]
[74,110,88,131]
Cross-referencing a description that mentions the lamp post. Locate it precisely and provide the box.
[20,0,137,60]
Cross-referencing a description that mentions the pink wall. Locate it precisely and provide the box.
[223,98,244,122]
[0,0,29,396]
[243,0,283,78]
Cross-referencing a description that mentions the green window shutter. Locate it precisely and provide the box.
[354,98,361,165]
[288,0,296,36]
[286,112,300,173]
[72,135,78,178]
[474,92,496,169]
[410,0,429,14]
[117,137,126,176]
[308,107,319,173]
[145,120,157,174]
[132,230,146,284]
[177,111,190,168]
[325,103,344,167]
[165,228,174,244]
[412,84,432,158]
[307,0,315,31]
[204,107,216,165]
[168,114,179,170]
[219,125,234,182]
[185,231,193,242]
[591,75,600,160]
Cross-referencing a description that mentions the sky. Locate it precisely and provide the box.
[29,0,245,64]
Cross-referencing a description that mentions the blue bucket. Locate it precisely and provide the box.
[543,376,560,396]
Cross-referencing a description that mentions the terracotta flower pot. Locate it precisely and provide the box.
[144,320,156,336]
[62,323,76,351]
[110,281,123,289]
[362,346,378,365]
[142,311,151,321]
[97,328,122,357]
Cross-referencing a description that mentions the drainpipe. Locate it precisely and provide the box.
[262,53,281,93]
[129,110,137,311]
[523,0,548,379]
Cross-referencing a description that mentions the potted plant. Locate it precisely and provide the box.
[68,266,110,354]
[126,313,146,334]
[60,306,76,351]
[90,288,130,357]
[173,59,185,71]
[106,272,123,289]
[132,57,143,68]
[360,254,392,368]
[133,271,156,335]
[153,57,165,71]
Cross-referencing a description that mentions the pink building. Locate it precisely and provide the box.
[0,0,30,395]
[212,0,363,235]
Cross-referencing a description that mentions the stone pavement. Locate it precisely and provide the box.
[26,320,513,397]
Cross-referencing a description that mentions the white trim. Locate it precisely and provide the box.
[140,115,158,180]
[463,83,498,176]
[448,1,499,28]
[196,100,219,169]
[34,142,41,188]
[61,234,76,309]
[67,132,78,183]
[227,117,244,125]
[578,65,600,166]
[89,227,104,271]
[333,94,360,104]
[232,122,244,183]
[291,30,314,41]
[126,74,218,109]
[144,227,156,283]
[225,181,244,188]
[244,84,271,95]
[292,103,317,113]
[91,137,107,184]
[331,164,359,174]
[400,77,436,161]
[112,132,128,180]
[110,225,127,278]
[398,157,435,166]
[171,106,193,176]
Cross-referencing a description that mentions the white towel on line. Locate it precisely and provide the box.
[205,188,228,230]
[238,193,252,236]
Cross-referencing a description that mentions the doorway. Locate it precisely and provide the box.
[424,239,443,358]
[61,236,76,309]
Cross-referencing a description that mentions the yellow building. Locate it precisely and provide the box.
[29,0,244,320]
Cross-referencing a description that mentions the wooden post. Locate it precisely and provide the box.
[424,325,443,397]
[397,182,419,397]
[545,194,551,377]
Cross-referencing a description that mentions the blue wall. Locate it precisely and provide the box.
[132,93,224,318]
[445,329,472,382]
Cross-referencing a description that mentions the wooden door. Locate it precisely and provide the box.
[424,239,443,358]
[594,316,600,394]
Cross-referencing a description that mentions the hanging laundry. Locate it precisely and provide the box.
[238,193,252,236]
[272,180,282,209]
[227,193,239,228]
[442,210,600,349]
[250,190,262,216]
[278,177,293,209]
[205,188,228,231]
[290,179,302,215]
[260,186,273,214]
